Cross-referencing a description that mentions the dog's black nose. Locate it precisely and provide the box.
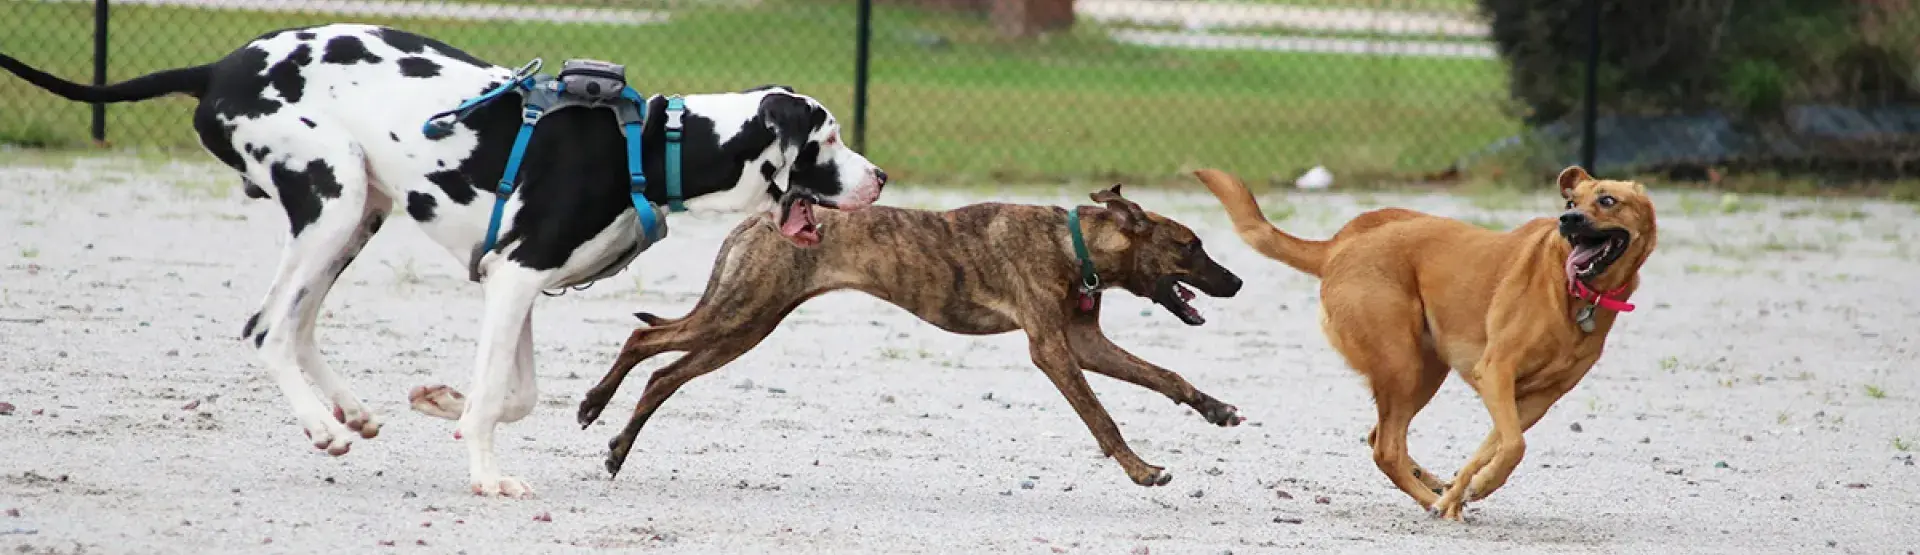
[875,169,889,187]
[1559,210,1588,226]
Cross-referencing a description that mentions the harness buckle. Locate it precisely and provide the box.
[521,106,543,125]
[664,102,684,131]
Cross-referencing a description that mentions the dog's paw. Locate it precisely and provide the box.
[408,385,466,420]
[1427,497,1469,522]
[1127,465,1173,487]
[1198,402,1243,427]
[301,419,355,457]
[331,403,381,439]
[577,392,609,429]
[471,475,535,499]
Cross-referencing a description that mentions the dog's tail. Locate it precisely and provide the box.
[0,53,213,103]
[1192,168,1330,277]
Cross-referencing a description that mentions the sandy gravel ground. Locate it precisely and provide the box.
[2,153,1917,555]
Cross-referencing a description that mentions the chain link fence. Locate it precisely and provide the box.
[13,0,1913,188]
[0,0,1514,186]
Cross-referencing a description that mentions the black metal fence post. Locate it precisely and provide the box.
[91,0,109,145]
[1579,0,1600,173]
[852,0,872,153]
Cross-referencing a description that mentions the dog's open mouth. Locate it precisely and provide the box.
[1564,228,1630,280]
[777,193,823,247]
[1153,277,1208,326]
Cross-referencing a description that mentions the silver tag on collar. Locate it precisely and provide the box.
[1574,304,1596,333]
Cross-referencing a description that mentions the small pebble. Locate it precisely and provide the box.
[166,349,181,357]
[1020,480,1035,490]
[1741,435,1753,442]
[1314,496,1331,504]
[4,509,18,518]
[1828,540,1838,548]
[323,477,335,484]
[533,512,553,522]
[182,399,200,411]
[1666,469,1684,475]
[1569,422,1583,433]
[999,490,1012,496]
[1275,490,1293,500]
[1131,546,1149,555]
[1273,516,1303,524]
[416,540,428,546]
[1780,494,1794,501]
[879,395,896,404]
[1188,489,1204,498]
[1205,467,1223,476]
[0,402,13,416]
[981,392,994,401]
[1639,437,1650,444]
[1844,483,1868,489]
[1714,461,1729,469]
[766,387,786,394]
[378,540,395,547]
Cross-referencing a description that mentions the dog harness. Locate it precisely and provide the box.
[420,58,690,283]
[1067,208,1101,313]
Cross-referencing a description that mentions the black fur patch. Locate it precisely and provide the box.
[406,191,438,222]
[371,28,490,69]
[426,170,478,205]
[301,117,317,128]
[389,132,400,142]
[397,57,441,78]
[205,47,282,120]
[266,44,312,104]
[241,311,262,338]
[295,32,317,40]
[245,143,273,162]
[269,159,340,236]
[321,36,383,65]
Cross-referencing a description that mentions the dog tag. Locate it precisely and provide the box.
[1574,305,1596,333]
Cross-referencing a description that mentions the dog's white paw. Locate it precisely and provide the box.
[302,419,355,456]
[408,385,466,421]
[471,475,535,498]
[331,403,381,439]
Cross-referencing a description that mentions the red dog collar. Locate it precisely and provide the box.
[1567,278,1635,312]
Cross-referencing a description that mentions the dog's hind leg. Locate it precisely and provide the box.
[577,321,695,428]
[1366,350,1450,494]
[602,310,789,478]
[1319,296,1447,511]
[1064,318,1242,427]
[242,142,390,455]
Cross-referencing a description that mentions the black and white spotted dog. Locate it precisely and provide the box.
[0,23,887,497]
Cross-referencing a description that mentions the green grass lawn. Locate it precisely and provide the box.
[0,0,1516,185]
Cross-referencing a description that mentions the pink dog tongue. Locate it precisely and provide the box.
[1566,244,1602,276]
[779,197,815,239]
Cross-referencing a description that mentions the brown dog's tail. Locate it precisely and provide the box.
[1192,168,1329,277]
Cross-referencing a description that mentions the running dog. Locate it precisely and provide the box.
[0,23,887,497]
[576,185,1245,487]
[1193,166,1656,519]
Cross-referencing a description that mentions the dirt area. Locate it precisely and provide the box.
[1,153,1916,554]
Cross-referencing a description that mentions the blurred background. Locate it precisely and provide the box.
[4,0,1919,193]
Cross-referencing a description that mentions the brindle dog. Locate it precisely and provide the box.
[576,184,1245,487]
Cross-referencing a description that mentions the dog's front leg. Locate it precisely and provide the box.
[1026,323,1172,487]
[1064,319,1242,427]
[1431,355,1530,520]
[454,265,546,498]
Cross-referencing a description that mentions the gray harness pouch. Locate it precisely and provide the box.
[557,59,628,102]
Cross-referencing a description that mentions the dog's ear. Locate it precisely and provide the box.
[757,93,817,151]
[1557,165,1592,200]
[1090,183,1150,234]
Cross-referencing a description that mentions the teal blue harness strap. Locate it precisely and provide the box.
[480,92,544,257]
[618,87,660,243]
[663,96,687,212]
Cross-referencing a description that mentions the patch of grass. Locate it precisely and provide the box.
[1896,437,1912,452]
[1658,356,1680,372]
[1865,385,1887,399]
[0,0,1516,184]
[19,248,40,259]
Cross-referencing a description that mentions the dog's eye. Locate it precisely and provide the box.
[1598,195,1616,208]
[1565,200,1575,210]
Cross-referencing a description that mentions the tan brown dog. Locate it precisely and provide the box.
[1193,166,1656,519]
[576,184,1246,487]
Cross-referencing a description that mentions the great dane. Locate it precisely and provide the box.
[0,22,887,497]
